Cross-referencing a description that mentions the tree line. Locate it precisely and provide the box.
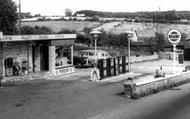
[74,10,190,23]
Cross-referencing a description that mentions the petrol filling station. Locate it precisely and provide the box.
[0,32,76,79]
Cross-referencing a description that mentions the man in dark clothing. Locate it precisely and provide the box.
[13,62,20,76]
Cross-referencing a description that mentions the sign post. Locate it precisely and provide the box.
[167,29,181,75]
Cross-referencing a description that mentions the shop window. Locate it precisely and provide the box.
[55,46,72,67]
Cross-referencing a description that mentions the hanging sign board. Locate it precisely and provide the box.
[167,29,181,44]
[1,34,76,42]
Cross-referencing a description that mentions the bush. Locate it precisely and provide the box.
[57,29,76,34]
[76,33,92,46]
[21,26,52,35]
[98,32,129,47]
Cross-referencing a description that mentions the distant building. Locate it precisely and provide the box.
[17,12,32,19]
[76,14,85,17]
[21,17,42,22]
[99,17,125,22]
[180,19,188,22]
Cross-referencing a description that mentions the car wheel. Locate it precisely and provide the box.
[76,62,82,67]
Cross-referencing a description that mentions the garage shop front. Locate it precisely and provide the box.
[0,32,76,78]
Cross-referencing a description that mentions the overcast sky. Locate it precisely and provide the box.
[13,0,190,16]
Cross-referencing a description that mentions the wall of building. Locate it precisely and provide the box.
[33,46,41,72]
[2,41,33,76]
[184,48,190,60]
[49,46,56,75]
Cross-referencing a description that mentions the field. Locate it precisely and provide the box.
[22,21,101,33]
[95,21,190,38]
[22,21,190,39]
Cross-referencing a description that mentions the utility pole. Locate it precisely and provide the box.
[18,0,21,35]
[128,38,131,71]
[0,32,3,88]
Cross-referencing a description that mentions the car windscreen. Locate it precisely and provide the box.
[89,52,95,56]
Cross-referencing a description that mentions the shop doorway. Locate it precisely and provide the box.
[184,48,190,61]
[40,45,49,71]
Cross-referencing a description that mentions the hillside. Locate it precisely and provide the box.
[22,21,190,39]
[94,21,190,38]
[22,21,100,33]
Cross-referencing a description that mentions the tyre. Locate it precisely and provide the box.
[76,62,82,68]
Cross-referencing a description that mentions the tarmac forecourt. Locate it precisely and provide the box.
[88,59,190,99]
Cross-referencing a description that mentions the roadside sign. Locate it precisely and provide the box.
[90,68,100,81]
[167,29,181,44]
[167,29,181,75]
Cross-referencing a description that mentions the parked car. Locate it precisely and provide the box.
[73,56,92,68]
[81,50,111,64]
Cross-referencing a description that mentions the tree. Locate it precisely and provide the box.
[65,9,72,16]
[76,33,92,46]
[33,26,52,34]
[155,32,165,51]
[0,0,18,35]
[21,26,52,35]
[58,29,76,34]
[83,27,92,33]
[21,26,35,34]
[90,15,100,21]
[181,33,187,44]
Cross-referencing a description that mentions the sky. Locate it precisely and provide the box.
[13,0,190,16]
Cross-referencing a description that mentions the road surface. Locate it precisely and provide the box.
[89,82,190,119]
[0,77,134,119]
